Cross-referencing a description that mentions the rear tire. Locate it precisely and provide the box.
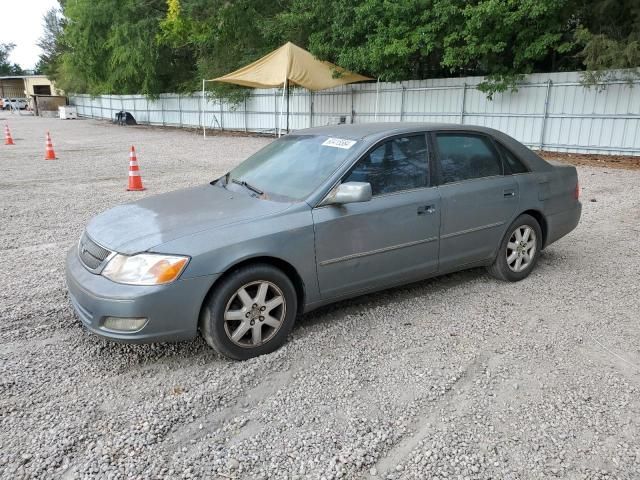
[487,214,542,282]
[200,264,297,360]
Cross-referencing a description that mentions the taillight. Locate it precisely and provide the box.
[574,182,580,200]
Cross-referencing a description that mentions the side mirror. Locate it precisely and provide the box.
[321,182,372,206]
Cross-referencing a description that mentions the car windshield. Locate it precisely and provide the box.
[227,135,358,201]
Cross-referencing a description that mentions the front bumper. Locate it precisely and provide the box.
[65,247,219,343]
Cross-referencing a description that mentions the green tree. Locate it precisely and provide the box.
[178,0,289,99]
[266,0,580,96]
[36,7,65,78]
[50,0,196,95]
[441,0,577,95]
[265,0,449,81]
[0,43,25,75]
[573,0,640,86]
[36,0,640,97]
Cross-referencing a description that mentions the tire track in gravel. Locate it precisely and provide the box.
[164,357,298,450]
[370,352,491,477]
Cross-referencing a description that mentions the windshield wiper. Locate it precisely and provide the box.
[210,172,230,187]
[231,178,263,196]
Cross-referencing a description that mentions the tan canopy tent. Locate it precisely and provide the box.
[210,42,372,135]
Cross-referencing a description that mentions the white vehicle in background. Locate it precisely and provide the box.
[2,98,28,110]
[12,98,28,110]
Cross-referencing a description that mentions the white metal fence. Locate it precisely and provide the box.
[70,71,640,155]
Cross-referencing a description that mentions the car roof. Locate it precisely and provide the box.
[295,122,504,141]
[293,122,552,172]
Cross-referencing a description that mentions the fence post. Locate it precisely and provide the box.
[539,80,552,150]
[244,96,248,132]
[146,96,151,125]
[178,94,182,128]
[274,89,278,134]
[200,84,204,137]
[459,83,467,124]
[374,79,380,120]
[310,91,314,127]
[400,85,406,122]
[161,95,165,126]
[109,95,113,121]
[350,87,355,124]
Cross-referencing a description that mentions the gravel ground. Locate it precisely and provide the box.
[1,115,639,480]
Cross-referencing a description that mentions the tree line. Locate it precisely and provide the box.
[39,0,640,98]
[1,44,26,76]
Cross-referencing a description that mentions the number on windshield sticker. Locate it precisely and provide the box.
[322,138,357,149]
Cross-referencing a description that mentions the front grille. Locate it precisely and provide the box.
[78,232,112,270]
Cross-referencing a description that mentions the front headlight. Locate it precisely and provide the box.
[102,253,189,285]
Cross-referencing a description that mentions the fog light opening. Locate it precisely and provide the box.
[101,316,148,332]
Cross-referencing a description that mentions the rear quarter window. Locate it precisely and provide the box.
[497,143,529,174]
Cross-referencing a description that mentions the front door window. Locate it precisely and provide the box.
[344,135,429,195]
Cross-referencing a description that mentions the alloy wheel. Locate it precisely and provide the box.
[223,280,286,347]
[506,225,537,273]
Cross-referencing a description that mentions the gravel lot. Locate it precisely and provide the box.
[1,115,639,480]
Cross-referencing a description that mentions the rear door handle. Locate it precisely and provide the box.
[417,205,436,215]
[503,189,516,198]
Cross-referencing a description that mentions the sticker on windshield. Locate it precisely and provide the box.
[322,138,357,149]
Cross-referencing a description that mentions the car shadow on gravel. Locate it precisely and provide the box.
[295,248,559,332]
[296,266,490,331]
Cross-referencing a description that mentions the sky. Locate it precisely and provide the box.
[0,0,60,70]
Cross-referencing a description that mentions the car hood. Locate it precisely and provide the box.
[86,184,291,254]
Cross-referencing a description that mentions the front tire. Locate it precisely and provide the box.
[200,264,298,360]
[487,214,542,282]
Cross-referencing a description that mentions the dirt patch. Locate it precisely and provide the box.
[539,150,640,170]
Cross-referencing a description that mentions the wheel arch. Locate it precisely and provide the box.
[520,209,548,248]
[198,256,306,326]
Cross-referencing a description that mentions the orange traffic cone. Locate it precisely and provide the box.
[127,146,145,191]
[4,124,15,145]
[45,131,57,160]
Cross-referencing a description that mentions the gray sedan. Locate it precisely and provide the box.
[66,123,581,360]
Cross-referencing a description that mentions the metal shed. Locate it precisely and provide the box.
[0,75,61,98]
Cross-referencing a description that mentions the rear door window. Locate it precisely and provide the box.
[434,133,503,184]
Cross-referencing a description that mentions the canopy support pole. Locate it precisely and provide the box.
[201,79,219,138]
[286,80,290,133]
[202,79,206,138]
[279,70,287,137]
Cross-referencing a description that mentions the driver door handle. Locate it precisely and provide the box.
[417,205,436,215]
